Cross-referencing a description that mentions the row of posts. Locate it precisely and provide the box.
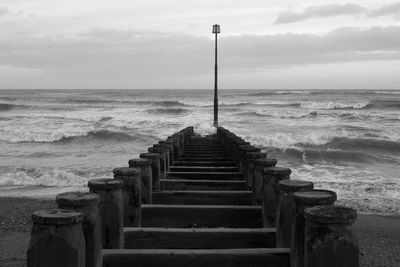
[216,127,359,267]
[27,127,194,267]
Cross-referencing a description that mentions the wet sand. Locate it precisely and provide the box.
[0,197,399,267]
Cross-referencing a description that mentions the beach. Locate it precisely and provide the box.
[0,197,399,267]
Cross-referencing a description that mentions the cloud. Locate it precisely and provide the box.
[275,4,366,24]
[369,3,400,17]
[2,26,400,88]
[0,7,8,17]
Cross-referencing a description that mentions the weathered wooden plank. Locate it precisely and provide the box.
[152,190,252,205]
[142,204,262,228]
[173,161,236,167]
[178,157,232,162]
[169,166,239,172]
[123,227,277,249]
[167,171,243,180]
[160,179,246,191]
[103,248,290,267]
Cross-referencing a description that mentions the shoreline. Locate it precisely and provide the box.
[0,197,399,267]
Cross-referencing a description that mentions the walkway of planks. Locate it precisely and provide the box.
[103,134,290,267]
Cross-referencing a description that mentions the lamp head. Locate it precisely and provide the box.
[212,24,221,34]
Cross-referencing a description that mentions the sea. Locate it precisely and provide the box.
[0,89,399,215]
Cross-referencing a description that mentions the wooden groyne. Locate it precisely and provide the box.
[27,126,359,267]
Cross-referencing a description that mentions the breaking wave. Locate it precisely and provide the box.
[146,108,189,115]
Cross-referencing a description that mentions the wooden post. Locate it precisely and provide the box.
[304,205,359,267]
[113,167,142,227]
[56,192,102,267]
[27,209,85,267]
[276,180,314,248]
[148,147,167,180]
[158,141,175,167]
[140,153,161,190]
[292,190,337,267]
[244,152,266,189]
[262,167,291,227]
[129,158,153,204]
[88,178,123,249]
[252,158,277,205]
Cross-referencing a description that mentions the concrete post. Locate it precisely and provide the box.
[140,153,161,190]
[252,158,277,205]
[292,190,337,267]
[276,180,314,248]
[262,167,291,227]
[88,178,123,249]
[113,167,142,227]
[27,209,85,267]
[129,158,153,204]
[304,205,359,267]
[56,192,102,267]
[148,147,166,180]
[244,152,266,189]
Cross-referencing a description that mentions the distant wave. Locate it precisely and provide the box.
[136,100,249,107]
[296,137,400,155]
[65,98,117,104]
[0,103,27,111]
[136,100,187,107]
[146,108,189,115]
[300,101,370,110]
[366,100,400,110]
[56,130,136,143]
[0,129,137,143]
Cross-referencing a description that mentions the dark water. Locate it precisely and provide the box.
[0,89,399,215]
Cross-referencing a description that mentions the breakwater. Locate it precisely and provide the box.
[27,126,359,267]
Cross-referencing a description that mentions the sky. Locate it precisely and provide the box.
[1,0,400,89]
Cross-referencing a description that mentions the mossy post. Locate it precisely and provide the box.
[113,167,142,227]
[262,167,291,227]
[88,178,123,249]
[292,190,337,267]
[27,209,85,267]
[304,205,359,267]
[129,158,152,204]
[56,192,102,267]
[140,152,161,190]
[276,180,314,248]
[252,158,277,205]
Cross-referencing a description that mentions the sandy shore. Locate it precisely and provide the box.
[0,197,399,267]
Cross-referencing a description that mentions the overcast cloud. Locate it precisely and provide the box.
[1,1,400,89]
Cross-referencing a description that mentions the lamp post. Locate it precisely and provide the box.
[212,24,220,127]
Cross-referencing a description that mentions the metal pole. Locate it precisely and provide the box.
[214,32,218,126]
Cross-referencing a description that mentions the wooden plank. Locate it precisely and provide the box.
[173,161,236,167]
[169,166,239,172]
[160,179,246,191]
[178,157,232,162]
[142,204,262,228]
[124,227,277,249]
[152,190,252,205]
[167,171,243,180]
[103,248,290,267]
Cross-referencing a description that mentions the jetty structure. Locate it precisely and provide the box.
[26,25,359,267]
[27,126,359,267]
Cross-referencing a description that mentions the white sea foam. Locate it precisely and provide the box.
[194,123,217,136]
[300,101,370,110]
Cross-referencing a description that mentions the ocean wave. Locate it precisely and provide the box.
[0,167,107,187]
[0,103,27,111]
[253,109,318,119]
[366,99,400,110]
[296,137,400,155]
[0,128,137,143]
[136,100,187,107]
[146,108,189,115]
[300,101,370,110]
